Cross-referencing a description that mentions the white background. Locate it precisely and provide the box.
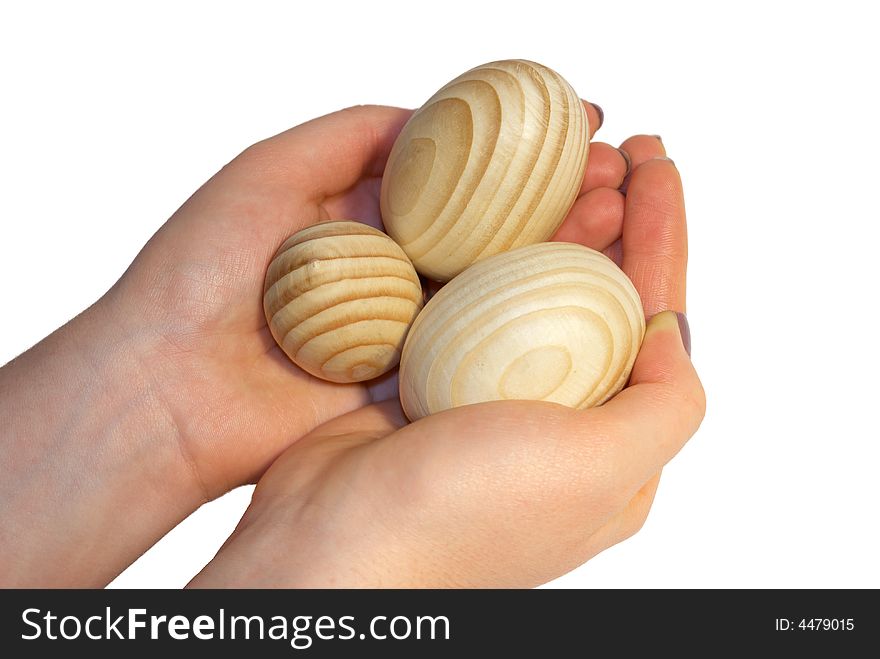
[2,1,878,588]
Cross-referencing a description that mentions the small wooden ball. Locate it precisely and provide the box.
[399,242,645,421]
[380,59,589,282]
[263,221,423,383]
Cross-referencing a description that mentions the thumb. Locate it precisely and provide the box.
[596,311,706,485]
[629,310,694,389]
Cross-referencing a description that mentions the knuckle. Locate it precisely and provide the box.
[680,370,707,425]
[691,376,707,420]
[618,507,651,543]
[653,362,707,431]
[616,480,658,543]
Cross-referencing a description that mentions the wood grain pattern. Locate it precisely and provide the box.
[264,221,423,383]
[398,242,645,421]
[380,59,589,282]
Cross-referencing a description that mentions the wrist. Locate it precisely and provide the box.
[0,296,206,586]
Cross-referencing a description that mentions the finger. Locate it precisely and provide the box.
[301,398,406,443]
[319,176,385,230]
[551,187,625,251]
[618,134,665,167]
[617,135,665,195]
[597,311,705,493]
[252,399,408,497]
[224,105,413,202]
[578,143,629,194]
[603,239,623,267]
[621,157,687,316]
[582,100,603,138]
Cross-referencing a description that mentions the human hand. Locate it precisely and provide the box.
[186,129,706,587]
[0,102,704,588]
[101,107,425,494]
[100,100,624,496]
[1,106,431,586]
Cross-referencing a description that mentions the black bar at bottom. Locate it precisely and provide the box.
[0,589,875,656]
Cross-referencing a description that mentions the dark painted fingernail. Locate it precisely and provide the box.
[651,134,663,144]
[675,312,691,357]
[590,103,604,130]
[618,148,632,177]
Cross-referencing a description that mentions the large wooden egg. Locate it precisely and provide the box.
[399,242,645,421]
[263,221,423,383]
[380,59,589,282]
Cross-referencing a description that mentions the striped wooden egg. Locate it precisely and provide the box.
[380,59,589,282]
[399,242,644,421]
[263,221,423,383]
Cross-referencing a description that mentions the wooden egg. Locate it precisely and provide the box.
[263,221,423,383]
[399,242,645,421]
[380,59,589,282]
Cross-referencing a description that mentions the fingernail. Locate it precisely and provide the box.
[618,148,632,177]
[650,155,676,167]
[590,103,604,130]
[651,134,663,144]
[675,312,691,357]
